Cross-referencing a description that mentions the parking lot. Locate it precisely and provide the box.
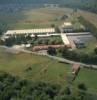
[67,32,96,49]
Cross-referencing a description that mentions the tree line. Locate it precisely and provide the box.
[0,0,97,13]
[0,22,7,35]
[47,47,97,64]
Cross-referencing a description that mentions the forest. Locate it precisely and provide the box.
[0,0,97,13]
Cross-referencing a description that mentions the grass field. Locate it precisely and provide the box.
[0,7,97,30]
[0,7,73,29]
[74,68,97,92]
[75,10,97,28]
[0,8,71,29]
[0,48,70,85]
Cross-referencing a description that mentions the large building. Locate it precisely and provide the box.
[61,22,73,32]
[4,28,56,37]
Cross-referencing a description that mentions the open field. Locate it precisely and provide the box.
[0,48,70,85]
[0,7,97,31]
[0,7,73,30]
[74,68,97,92]
[75,10,97,28]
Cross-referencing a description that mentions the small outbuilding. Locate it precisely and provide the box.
[72,63,80,74]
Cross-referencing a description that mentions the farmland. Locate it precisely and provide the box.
[0,7,73,30]
[0,7,97,30]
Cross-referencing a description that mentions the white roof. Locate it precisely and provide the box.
[63,22,72,26]
[61,33,70,45]
[25,44,31,47]
[66,32,90,36]
[5,28,55,35]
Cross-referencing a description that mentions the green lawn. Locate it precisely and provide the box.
[27,35,63,46]
[73,68,97,92]
[0,48,70,85]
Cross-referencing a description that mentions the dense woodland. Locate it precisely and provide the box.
[0,0,97,13]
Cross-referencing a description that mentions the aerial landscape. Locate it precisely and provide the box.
[0,0,97,100]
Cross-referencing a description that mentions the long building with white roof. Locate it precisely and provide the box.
[5,28,55,36]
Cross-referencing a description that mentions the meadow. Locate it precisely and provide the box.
[0,7,97,30]
[0,48,70,85]
[75,10,97,28]
[74,68,97,92]
[0,7,73,29]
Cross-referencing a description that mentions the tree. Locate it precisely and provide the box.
[64,87,71,95]
[51,24,55,28]
[47,47,57,56]
[78,83,87,91]
[94,47,97,54]
[26,35,32,40]
[78,83,87,100]
[55,27,60,33]
[34,34,38,40]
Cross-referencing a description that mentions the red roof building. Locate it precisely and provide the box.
[72,63,80,74]
[33,45,65,51]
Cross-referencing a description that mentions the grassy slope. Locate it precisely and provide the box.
[0,48,70,85]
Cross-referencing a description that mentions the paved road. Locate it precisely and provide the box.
[0,45,97,69]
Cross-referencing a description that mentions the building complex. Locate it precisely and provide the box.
[5,28,55,36]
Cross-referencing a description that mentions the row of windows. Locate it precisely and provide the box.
[6,32,55,36]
